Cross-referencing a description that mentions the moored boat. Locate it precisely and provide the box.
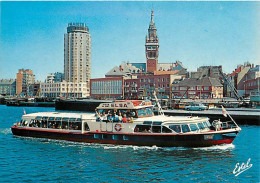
[11,100,241,147]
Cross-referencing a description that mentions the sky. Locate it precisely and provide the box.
[0,1,260,81]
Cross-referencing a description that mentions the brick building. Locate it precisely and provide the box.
[172,77,223,99]
[16,69,35,97]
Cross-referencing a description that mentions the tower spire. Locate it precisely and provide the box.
[151,10,154,23]
[145,10,159,73]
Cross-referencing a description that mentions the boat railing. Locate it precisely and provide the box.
[221,121,237,130]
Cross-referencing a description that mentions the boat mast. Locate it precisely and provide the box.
[153,91,164,116]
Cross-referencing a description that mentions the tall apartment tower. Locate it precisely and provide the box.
[145,10,159,73]
[16,69,35,96]
[64,23,91,85]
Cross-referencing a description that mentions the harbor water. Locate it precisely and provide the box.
[0,105,259,182]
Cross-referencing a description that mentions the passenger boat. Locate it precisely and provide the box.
[11,100,241,147]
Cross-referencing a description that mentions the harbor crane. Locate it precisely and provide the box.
[218,68,246,105]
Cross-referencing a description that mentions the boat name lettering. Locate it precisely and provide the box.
[111,103,128,108]
[204,135,214,140]
[102,103,129,108]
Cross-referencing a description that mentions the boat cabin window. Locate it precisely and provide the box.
[26,116,82,131]
[162,126,172,133]
[181,124,190,133]
[206,121,211,127]
[29,119,41,128]
[61,121,69,129]
[69,121,81,130]
[203,121,210,128]
[19,119,27,126]
[146,108,153,116]
[48,121,61,129]
[137,108,146,117]
[136,121,169,133]
[197,123,205,130]
[169,125,181,133]
[134,125,151,132]
[189,124,199,131]
[137,107,153,117]
[84,123,90,131]
[152,126,161,133]
[41,117,48,128]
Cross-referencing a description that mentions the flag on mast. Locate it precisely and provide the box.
[221,105,227,117]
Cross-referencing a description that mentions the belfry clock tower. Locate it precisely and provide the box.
[145,10,159,73]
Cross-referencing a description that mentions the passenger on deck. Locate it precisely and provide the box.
[127,117,131,123]
[48,122,52,128]
[148,127,151,133]
[113,112,119,122]
[122,114,127,123]
[107,113,113,122]
[102,112,107,122]
[96,112,102,122]
[130,117,134,123]
[118,112,123,122]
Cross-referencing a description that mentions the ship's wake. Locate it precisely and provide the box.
[0,128,12,135]
[193,143,235,151]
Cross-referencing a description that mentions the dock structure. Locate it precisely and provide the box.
[55,99,112,112]
[162,108,260,125]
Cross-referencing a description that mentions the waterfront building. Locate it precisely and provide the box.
[106,61,186,79]
[172,77,223,99]
[45,72,64,83]
[145,10,159,73]
[225,62,252,98]
[138,74,183,99]
[190,65,223,79]
[157,61,187,72]
[32,82,41,97]
[0,79,16,96]
[123,73,183,99]
[123,78,140,99]
[244,65,260,97]
[90,77,123,99]
[105,62,145,78]
[16,69,35,97]
[64,23,91,97]
[41,81,89,98]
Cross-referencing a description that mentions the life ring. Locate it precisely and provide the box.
[114,123,122,132]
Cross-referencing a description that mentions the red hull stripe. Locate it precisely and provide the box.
[11,126,236,136]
